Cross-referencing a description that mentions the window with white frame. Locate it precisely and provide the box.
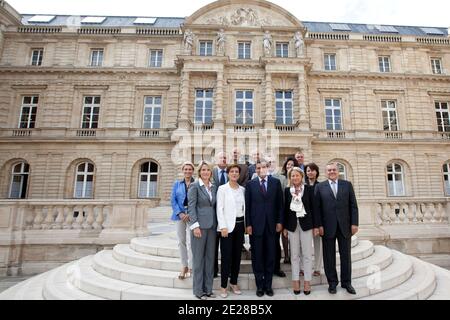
[435,102,450,132]
[19,96,38,129]
[382,100,399,131]
[324,53,337,71]
[30,49,43,66]
[9,162,30,199]
[90,49,104,67]
[275,91,293,125]
[276,43,289,58]
[379,56,391,72]
[195,89,213,125]
[139,161,158,198]
[74,162,94,199]
[444,163,450,196]
[81,96,101,129]
[431,58,443,74]
[149,49,163,67]
[337,162,347,181]
[238,42,251,59]
[387,163,405,196]
[143,96,162,129]
[235,90,254,125]
[325,99,343,130]
[199,41,213,56]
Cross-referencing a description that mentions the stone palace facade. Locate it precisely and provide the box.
[0,0,449,274]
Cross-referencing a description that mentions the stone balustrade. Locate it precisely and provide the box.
[374,199,450,225]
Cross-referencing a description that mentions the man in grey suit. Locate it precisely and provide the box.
[313,162,359,295]
[188,161,218,300]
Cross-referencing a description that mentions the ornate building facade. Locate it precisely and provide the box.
[0,0,449,274]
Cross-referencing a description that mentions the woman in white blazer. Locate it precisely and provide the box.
[216,164,246,298]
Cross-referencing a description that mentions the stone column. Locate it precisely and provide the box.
[298,72,310,131]
[214,71,224,130]
[264,72,275,129]
[178,71,190,130]
[0,25,4,58]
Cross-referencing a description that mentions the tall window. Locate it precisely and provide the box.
[149,50,163,67]
[9,162,29,199]
[382,100,399,131]
[337,163,347,181]
[431,58,442,74]
[324,53,337,71]
[81,96,101,129]
[19,96,38,129]
[30,49,43,66]
[90,49,104,67]
[195,89,213,125]
[325,99,342,130]
[139,161,158,198]
[387,163,405,196]
[74,162,94,198]
[235,90,254,125]
[238,42,251,59]
[143,96,162,129]
[444,163,450,196]
[199,41,213,56]
[435,102,450,132]
[379,56,391,72]
[276,43,289,58]
[275,91,293,125]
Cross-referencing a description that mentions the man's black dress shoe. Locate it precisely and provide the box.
[328,286,337,294]
[293,290,301,295]
[265,289,274,297]
[274,270,286,278]
[342,284,356,295]
[256,289,265,297]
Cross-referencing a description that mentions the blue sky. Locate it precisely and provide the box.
[7,0,450,28]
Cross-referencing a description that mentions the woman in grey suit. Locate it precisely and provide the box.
[188,161,217,300]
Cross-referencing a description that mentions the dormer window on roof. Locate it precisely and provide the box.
[329,23,351,31]
[421,27,444,35]
[133,17,157,25]
[81,17,107,24]
[376,25,399,33]
[28,15,56,23]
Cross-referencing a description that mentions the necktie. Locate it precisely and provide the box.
[331,181,337,198]
[220,170,226,186]
[260,179,267,195]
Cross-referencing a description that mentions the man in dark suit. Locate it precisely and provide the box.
[245,160,284,297]
[313,162,359,295]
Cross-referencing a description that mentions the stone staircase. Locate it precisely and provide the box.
[1,232,450,300]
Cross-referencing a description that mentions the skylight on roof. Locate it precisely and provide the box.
[28,15,56,23]
[421,27,444,35]
[81,17,106,24]
[133,17,157,25]
[376,25,399,33]
[329,23,351,31]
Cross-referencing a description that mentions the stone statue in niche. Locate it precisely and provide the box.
[183,29,194,54]
[217,29,226,55]
[263,31,273,57]
[294,31,305,57]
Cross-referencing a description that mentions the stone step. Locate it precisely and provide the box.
[0,272,47,300]
[427,265,450,300]
[360,256,436,300]
[130,235,359,258]
[113,240,374,273]
[42,261,103,300]
[67,249,410,300]
[92,245,393,290]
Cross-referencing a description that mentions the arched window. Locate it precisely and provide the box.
[139,161,159,198]
[443,162,450,196]
[337,162,347,181]
[74,162,94,198]
[387,163,405,196]
[9,162,30,199]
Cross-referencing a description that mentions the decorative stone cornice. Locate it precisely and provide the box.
[309,71,450,82]
[317,87,351,93]
[10,84,47,90]
[427,90,450,96]
[135,85,170,91]
[0,66,179,75]
[74,85,109,90]
[374,89,406,95]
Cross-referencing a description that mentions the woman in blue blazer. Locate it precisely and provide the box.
[171,161,195,280]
